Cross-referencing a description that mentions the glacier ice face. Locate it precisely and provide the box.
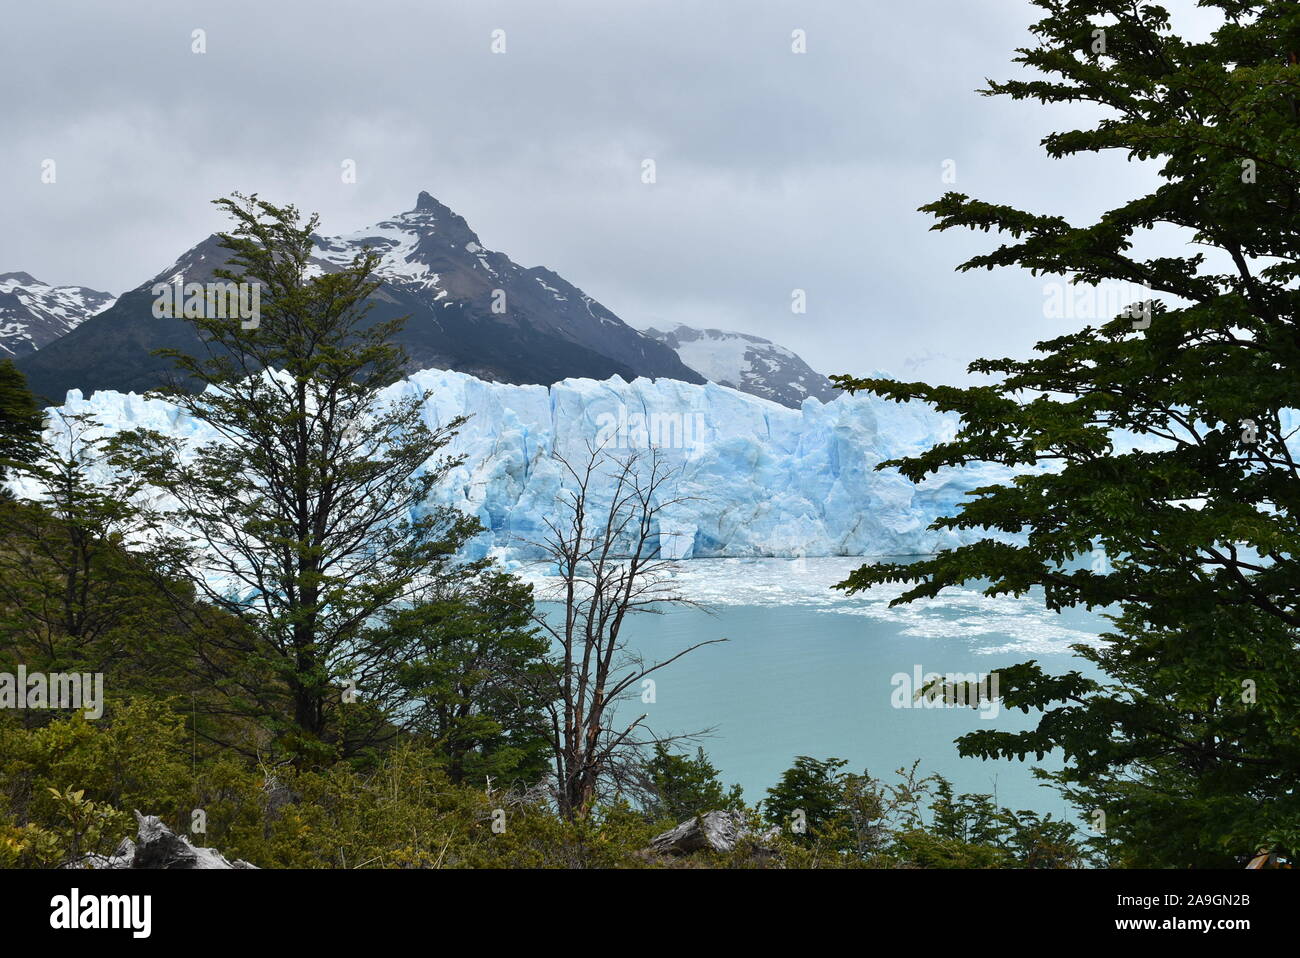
[32,369,1023,561]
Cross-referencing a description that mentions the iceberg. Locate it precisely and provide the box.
[32,369,1023,561]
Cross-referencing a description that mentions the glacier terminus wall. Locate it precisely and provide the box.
[38,368,1022,561]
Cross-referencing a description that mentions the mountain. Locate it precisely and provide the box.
[0,272,115,359]
[16,192,703,403]
[640,323,838,408]
[315,193,696,383]
[46,367,1015,562]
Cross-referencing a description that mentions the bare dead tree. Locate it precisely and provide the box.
[526,442,725,821]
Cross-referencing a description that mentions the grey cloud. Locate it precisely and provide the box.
[0,0,1222,386]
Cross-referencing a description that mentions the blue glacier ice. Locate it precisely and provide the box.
[34,369,1025,561]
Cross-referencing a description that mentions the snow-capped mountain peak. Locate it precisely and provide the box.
[0,272,116,359]
[313,192,489,293]
[641,323,838,408]
[7,198,836,413]
[16,192,704,400]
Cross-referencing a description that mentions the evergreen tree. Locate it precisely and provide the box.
[0,410,248,719]
[0,359,43,497]
[833,0,1300,866]
[644,745,743,822]
[763,756,852,847]
[377,571,555,787]
[110,193,481,763]
[0,412,150,675]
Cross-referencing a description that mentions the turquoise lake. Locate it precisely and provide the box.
[530,556,1109,819]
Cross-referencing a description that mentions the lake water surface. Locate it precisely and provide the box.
[530,557,1108,818]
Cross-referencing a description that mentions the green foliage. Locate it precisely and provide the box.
[0,410,267,748]
[0,816,61,868]
[41,787,131,864]
[459,799,659,870]
[831,0,1300,867]
[763,757,1087,868]
[925,778,1090,869]
[107,193,487,762]
[0,706,653,870]
[378,571,555,787]
[0,412,168,679]
[0,359,43,496]
[0,698,192,834]
[0,788,124,869]
[644,745,744,824]
[763,756,855,848]
[0,698,1091,869]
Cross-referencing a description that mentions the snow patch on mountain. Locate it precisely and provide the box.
[313,192,490,294]
[0,273,115,358]
[16,192,704,400]
[641,323,839,408]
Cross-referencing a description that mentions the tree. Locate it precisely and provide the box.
[928,778,1005,849]
[377,571,555,787]
[0,359,43,497]
[832,0,1300,866]
[0,412,154,676]
[925,778,1087,869]
[529,445,724,820]
[643,745,743,823]
[0,406,272,749]
[762,756,855,849]
[110,193,481,763]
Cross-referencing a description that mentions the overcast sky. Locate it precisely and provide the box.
[2,0,1221,384]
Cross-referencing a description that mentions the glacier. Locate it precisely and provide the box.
[33,368,1021,561]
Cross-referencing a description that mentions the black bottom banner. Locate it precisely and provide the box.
[0,867,1289,944]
